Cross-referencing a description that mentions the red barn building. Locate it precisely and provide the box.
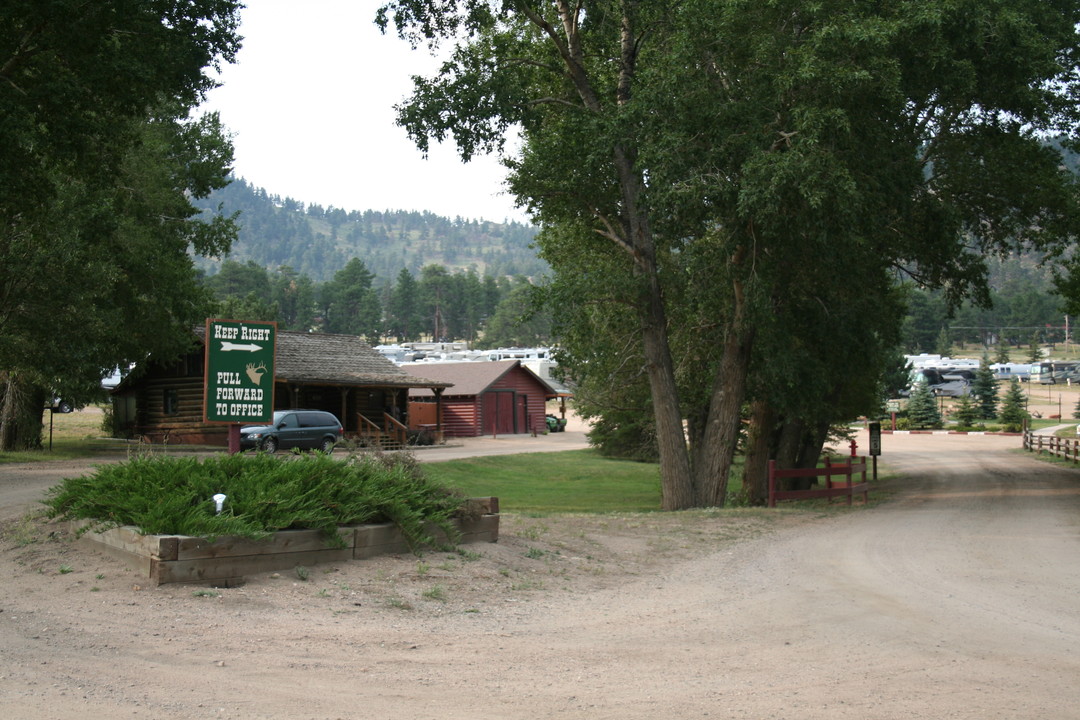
[406,360,558,437]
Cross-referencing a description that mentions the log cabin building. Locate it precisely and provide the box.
[111,329,451,446]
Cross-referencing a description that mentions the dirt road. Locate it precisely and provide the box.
[1,431,1079,719]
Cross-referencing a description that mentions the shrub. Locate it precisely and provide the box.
[406,428,435,446]
[44,452,464,552]
[585,408,660,463]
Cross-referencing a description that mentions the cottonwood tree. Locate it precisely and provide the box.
[739,270,908,502]
[0,1,242,450]
[379,1,1080,508]
[542,226,660,462]
[1,109,239,450]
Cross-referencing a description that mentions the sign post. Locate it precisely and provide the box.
[203,319,276,453]
[867,421,881,481]
[886,399,902,430]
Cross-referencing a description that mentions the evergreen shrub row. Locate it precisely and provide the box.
[45,452,464,551]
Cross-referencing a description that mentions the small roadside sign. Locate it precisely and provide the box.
[868,422,882,456]
[203,319,276,424]
[886,399,902,413]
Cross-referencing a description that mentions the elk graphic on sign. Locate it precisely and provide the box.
[245,361,267,386]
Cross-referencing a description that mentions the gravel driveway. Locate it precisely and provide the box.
[1,430,1078,719]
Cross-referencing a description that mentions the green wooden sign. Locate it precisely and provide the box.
[203,319,276,424]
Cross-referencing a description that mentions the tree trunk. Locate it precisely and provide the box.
[641,288,694,510]
[784,420,816,468]
[796,420,831,470]
[740,399,777,505]
[535,3,698,509]
[621,169,692,509]
[0,372,46,451]
[690,319,755,507]
[774,418,811,490]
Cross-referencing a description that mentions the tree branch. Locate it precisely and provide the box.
[528,96,584,110]
[0,21,49,93]
[591,211,647,270]
[511,0,603,112]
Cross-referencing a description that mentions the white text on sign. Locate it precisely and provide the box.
[213,324,272,342]
[214,403,267,417]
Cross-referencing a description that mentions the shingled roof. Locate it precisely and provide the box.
[277,332,453,388]
[406,360,556,397]
[195,327,451,389]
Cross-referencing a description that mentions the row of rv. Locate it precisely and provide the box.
[373,343,552,365]
[374,343,568,392]
[905,354,1080,396]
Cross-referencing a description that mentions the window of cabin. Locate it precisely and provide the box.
[163,389,179,416]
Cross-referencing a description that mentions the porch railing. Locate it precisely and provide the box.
[355,412,409,449]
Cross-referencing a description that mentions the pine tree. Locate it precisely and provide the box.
[970,354,999,420]
[994,337,1011,364]
[906,382,942,429]
[1028,332,1043,362]
[998,379,1029,432]
[951,393,980,428]
[935,327,952,357]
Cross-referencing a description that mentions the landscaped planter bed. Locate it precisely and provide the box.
[73,497,499,587]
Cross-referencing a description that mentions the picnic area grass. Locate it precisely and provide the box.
[423,449,663,514]
[423,449,748,514]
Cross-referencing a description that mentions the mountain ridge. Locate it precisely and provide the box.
[191,177,546,284]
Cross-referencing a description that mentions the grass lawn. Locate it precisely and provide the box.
[424,450,749,515]
[424,449,665,514]
[1,405,224,463]
[0,406,131,463]
[0,441,125,463]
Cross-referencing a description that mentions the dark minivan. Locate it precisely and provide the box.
[239,410,344,454]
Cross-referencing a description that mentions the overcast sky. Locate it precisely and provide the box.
[200,1,526,223]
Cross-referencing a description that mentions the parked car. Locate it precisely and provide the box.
[239,410,344,454]
[46,398,73,413]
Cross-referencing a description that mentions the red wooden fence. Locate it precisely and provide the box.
[767,456,870,508]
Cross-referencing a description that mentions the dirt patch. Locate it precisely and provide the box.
[2,506,805,614]
[2,430,1079,719]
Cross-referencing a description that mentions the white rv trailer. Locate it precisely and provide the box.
[990,362,1032,381]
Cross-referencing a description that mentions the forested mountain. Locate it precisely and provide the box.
[190,178,546,283]
[191,179,1069,355]
[904,251,1069,353]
